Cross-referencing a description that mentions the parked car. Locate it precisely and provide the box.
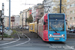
[67,29,70,32]
[22,27,25,29]
[5,27,9,30]
[69,29,75,33]
[19,27,22,29]
[25,26,29,30]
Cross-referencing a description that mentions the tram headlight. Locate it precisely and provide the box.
[62,34,65,37]
[49,34,52,37]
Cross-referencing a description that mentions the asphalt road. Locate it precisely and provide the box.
[0,29,75,50]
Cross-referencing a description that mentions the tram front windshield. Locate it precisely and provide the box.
[49,14,64,31]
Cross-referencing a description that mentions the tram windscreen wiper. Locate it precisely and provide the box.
[50,26,57,33]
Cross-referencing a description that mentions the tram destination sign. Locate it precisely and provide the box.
[49,14,64,19]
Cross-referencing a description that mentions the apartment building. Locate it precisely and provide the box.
[11,15,20,28]
[20,8,32,27]
[43,0,67,14]
[43,0,59,14]
[32,4,44,22]
[20,11,24,27]
[66,0,75,28]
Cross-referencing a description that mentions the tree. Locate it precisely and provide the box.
[53,6,66,13]
[53,0,67,13]
[26,15,33,23]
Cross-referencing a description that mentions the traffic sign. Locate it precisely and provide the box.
[11,17,15,22]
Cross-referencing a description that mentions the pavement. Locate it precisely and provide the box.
[0,29,75,50]
[4,30,13,35]
[0,38,14,41]
[67,32,75,38]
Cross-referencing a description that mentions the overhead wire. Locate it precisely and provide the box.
[24,0,43,5]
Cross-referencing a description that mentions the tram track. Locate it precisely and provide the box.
[20,29,75,50]
[0,29,31,49]
[0,34,30,49]
[1,29,74,50]
[0,33,20,46]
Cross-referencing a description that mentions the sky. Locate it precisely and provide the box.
[0,0,43,16]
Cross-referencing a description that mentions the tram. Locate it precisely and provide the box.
[29,22,37,33]
[29,13,67,42]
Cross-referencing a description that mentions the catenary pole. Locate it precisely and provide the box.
[60,0,62,13]
[9,0,11,29]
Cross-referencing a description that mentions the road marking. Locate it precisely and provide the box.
[48,44,75,50]
[0,33,20,46]
[64,45,75,50]
[13,34,30,46]
[0,34,30,49]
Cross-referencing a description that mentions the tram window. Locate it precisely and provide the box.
[46,19,48,21]
[44,22,48,30]
[44,22,46,25]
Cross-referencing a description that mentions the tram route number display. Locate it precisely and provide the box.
[49,14,64,19]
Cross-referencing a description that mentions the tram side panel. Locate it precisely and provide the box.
[34,22,37,33]
[38,14,49,41]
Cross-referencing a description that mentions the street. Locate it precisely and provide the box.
[0,0,75,50]
[0,29,75,50]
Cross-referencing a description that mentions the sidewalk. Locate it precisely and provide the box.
[67,32,75,35]
[0,38,13,41]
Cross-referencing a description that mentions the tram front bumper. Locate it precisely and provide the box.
[49,34,65,38]
[49,34,66,42]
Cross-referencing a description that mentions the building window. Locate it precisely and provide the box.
[70,11,72,14]
[70,17,72,20]
[71,4,74,7]
[74,17,75,20]
[67,0,70,2]
[70,11,74,14]
[67,17,70,21]
[67,5,70,9]
[74,10,75,13]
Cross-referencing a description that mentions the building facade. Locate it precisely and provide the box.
[20,11,24,27]
[19,8,32,27]
[32,6,37,22]
[11,15,20,28]
[43,0,59,14]
[66,0,75,29]
[32,4,44,22]
[4,16,9,27]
